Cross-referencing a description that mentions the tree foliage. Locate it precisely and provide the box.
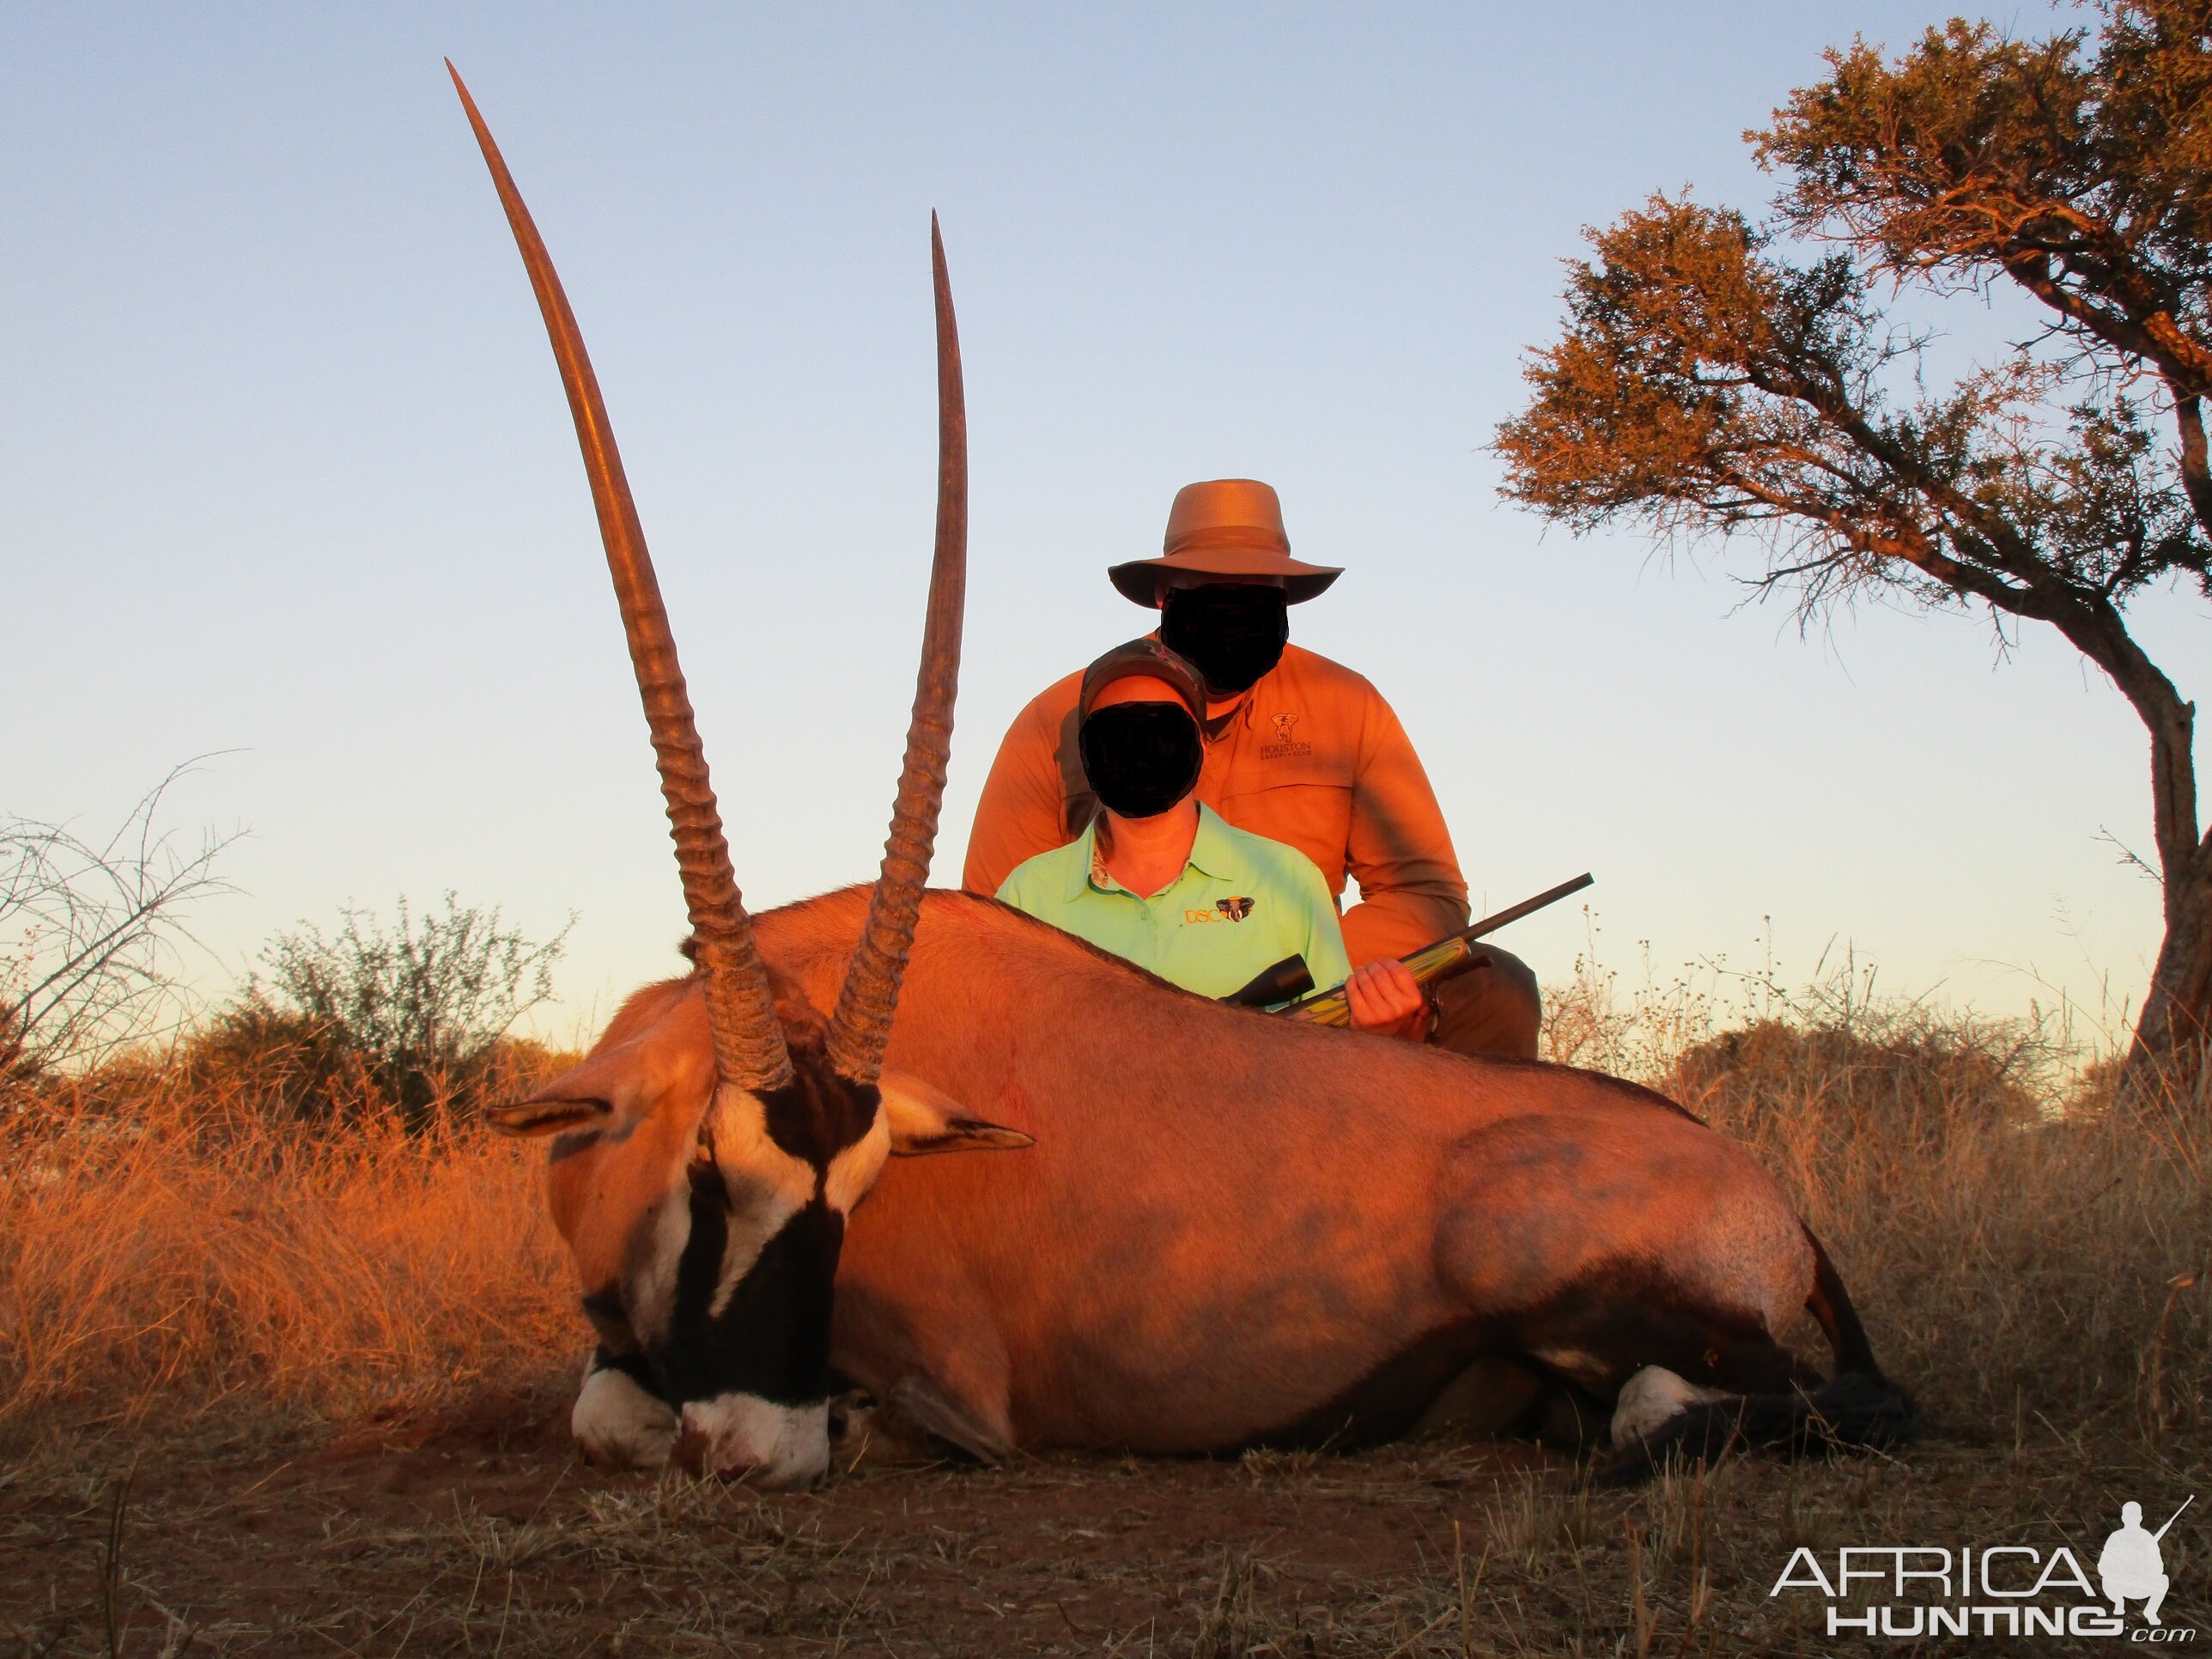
[1498,198,2204,619]
[1497,1,2212,1070]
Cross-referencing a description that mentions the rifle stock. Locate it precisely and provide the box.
[1274,872,1592,1028]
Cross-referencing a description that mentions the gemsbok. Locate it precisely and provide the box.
[449,64,1913,1489]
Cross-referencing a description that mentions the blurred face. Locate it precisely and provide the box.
[1155,577,1291,696]
[1080,675,1205,818]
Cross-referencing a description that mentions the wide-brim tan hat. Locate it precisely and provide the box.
[1108,478,1343,606]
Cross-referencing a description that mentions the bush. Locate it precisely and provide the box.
[0,768,238,1095]
[235,894,573,1128]
[1664,1011,2045,1159]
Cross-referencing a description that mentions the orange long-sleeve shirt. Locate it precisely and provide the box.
[962,643,1469,965]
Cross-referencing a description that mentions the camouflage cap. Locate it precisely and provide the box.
[1079,637,1209,723]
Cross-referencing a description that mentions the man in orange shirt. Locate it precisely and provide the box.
[963,478,1541,1060]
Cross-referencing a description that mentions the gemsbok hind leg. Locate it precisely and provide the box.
[1500,1262,1812,1462]
[1478,1248,1914,1479]
[1583,1232,1916,1477]
[1433,1113,1911,1477]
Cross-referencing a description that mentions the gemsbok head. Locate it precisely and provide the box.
[447,64,1030,1487]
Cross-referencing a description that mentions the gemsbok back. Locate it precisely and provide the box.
[450,65,1914,1489]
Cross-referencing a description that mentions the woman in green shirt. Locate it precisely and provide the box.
[995,639,1429,1039]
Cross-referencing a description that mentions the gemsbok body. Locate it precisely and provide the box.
[449,67,1912,1488]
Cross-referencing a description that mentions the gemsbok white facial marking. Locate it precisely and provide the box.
[625,1185,696,1351]
[677,1391,833,1488]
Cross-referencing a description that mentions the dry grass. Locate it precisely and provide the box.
[2,963,2209,1654]
[0,1045,574,1434]
[1547,949,2212,1451]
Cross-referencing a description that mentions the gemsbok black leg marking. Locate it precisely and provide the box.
[1518,1250,1917,1484]
[1515,1260,1803,1395]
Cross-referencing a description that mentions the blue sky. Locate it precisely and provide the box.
[3,2,2184,1048]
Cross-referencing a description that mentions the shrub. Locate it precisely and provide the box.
[0,768,238,1096]
[1664,1011,2045,1159]
[238,893,573,1128]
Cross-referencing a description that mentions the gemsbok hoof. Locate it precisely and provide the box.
[571,1364,678,1471]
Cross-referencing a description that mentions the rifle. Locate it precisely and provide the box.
[1271,872,1594,1028]
[1222,953,1317,1009]
[2154,1495,2196,1542]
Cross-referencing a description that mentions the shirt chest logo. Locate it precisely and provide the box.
[1183,896,1257,924]
[1261,711,1311,761]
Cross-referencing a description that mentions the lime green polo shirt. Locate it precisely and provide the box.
[994,804,1354,1001]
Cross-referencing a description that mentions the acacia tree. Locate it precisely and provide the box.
[1496,1,2212,1078]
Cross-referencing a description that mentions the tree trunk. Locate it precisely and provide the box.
[2060,608,2212,1089]
[2131,842,2212,1084]
[2131,382,2212,1085]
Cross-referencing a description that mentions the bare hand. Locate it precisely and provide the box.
[1345,958,1431,1042]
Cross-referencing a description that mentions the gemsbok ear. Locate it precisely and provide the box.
[878,1070,1035,1157]
[483,1094,613,1138]
[484,1041,678,1138]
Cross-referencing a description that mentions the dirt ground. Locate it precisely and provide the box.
[4,1382,2199,1659]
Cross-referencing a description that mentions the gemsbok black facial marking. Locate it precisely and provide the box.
[664,1179,845,1408]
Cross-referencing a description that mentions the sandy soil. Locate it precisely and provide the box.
[5,1386,2191,1658]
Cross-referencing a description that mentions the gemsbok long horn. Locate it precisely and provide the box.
[823,220,967,1085]
[448,61,794,1093]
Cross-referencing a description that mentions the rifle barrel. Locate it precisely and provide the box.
[2154,1494,2196,1541]
[1462,872,1594,944]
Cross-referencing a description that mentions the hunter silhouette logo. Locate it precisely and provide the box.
[1217,896,1255,921]
[2101,1498,2191,1626]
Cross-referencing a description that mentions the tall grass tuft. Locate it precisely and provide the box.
[0,1042,574,1433]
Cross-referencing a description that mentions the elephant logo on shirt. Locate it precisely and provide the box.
[1217,896,1255,922]
[1262,712,1311,760]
